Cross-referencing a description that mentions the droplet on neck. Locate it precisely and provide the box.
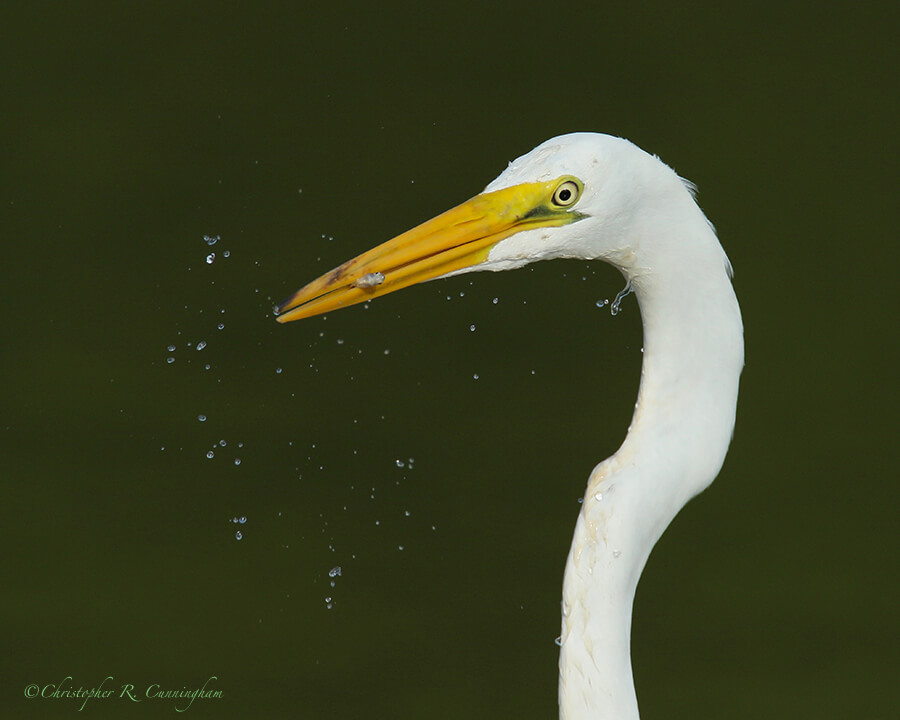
[611,280,633,316]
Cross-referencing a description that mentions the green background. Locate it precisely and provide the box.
[2,2,897,718]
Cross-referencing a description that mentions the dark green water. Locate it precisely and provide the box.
[2,3,897,718]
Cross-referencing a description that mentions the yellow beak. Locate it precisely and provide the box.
[275,177,582,323]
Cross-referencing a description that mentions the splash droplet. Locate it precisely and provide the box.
[353,272,385,288]
[611,281,633,316]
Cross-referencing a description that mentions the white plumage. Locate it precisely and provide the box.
[277,133,744,719]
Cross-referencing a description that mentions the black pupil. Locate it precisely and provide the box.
[558,187,571,202]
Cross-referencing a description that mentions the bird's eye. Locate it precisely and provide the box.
[552,179,581,207]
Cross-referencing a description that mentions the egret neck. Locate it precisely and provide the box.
[559,191,743,720]
[273,133,745,720]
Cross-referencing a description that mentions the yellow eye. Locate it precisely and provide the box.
[552,179,581,207]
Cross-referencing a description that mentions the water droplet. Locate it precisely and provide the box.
[235,530,242,540]
[595,299,608,308]
[234,458,241,466]
[554,636,563,647]
[166,356,175,364]
[198,414,207,422]
[217,323,224,330]
[595,492,603,501]
[328,566,342,578]
[167,345,176,352]
[492,297,499,304]
[276,367,282,374]
[352,272,385,288]
[206,450,214,459]
[395,459,405,468]
[611,281,633,316]
[196,340,207,351]
[398,545,404,551]
[219,439,226,447]
[239,516,247,524]
[223,250,230,258]
[404,510,411,517]
[206,253,215,264]
[613,549,622,558]
[473,373,479,380]
[204,235,218,246]
[469,324,476,331]
[336,338,344,345]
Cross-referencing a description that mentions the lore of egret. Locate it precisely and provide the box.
[276,133,743,720]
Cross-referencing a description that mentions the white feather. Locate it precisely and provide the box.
[455,133,743,719]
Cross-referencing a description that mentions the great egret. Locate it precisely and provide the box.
[276,133,744,720]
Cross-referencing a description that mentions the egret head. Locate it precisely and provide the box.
[275,133,684,322]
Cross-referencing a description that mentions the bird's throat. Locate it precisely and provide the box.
[558,223,743,720]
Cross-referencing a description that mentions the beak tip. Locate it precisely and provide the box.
[273,298,294,323]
